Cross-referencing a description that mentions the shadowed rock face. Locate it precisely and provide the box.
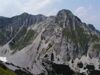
[52,63,74,75]
[88,24,96,31]
[15,69,33,75]
[41,60,74,75]
[86,65,95,71]
[89,70,100,75]
[42,61,100,75]
[77,62,83,68]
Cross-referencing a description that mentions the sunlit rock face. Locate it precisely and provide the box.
[0,9,100,75]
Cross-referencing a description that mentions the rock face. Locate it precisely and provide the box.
[0,9,100,75]
[0,13,46,45]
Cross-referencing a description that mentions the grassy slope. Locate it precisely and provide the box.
[0,63,16,75]
[9,28,35,52]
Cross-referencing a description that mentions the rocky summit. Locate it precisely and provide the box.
[0,9,100,75]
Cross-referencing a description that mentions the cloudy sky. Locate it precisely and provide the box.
[0,0,100,30]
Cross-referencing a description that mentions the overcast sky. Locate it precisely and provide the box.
[0,0,100,30]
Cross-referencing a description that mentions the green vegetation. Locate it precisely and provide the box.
[0,63,32,75]
[0,31,4,39]
[0,63,16,75]
[15,69,32,75]
[93,44,100,50]
[91,34,100,42]
[0,31,4,45]
[75,25,90,48]
[62,25,90,49]
[0,28,20,46]
[62,27,76,43]
[23,29,35,43]
[9,27,27,50]
[9,28,35,52]
[0,31,11,45]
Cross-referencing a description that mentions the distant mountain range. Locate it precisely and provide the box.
[0,9,100,75]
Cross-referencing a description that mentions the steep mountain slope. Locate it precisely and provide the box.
[0,9,100,75]
[0,13,46,45]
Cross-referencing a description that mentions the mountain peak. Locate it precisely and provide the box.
[57,9,73,16]
[20,12,30,16]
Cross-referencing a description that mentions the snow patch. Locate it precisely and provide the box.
[0,57,7,62]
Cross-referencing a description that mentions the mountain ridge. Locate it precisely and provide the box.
[0,9,100,75]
